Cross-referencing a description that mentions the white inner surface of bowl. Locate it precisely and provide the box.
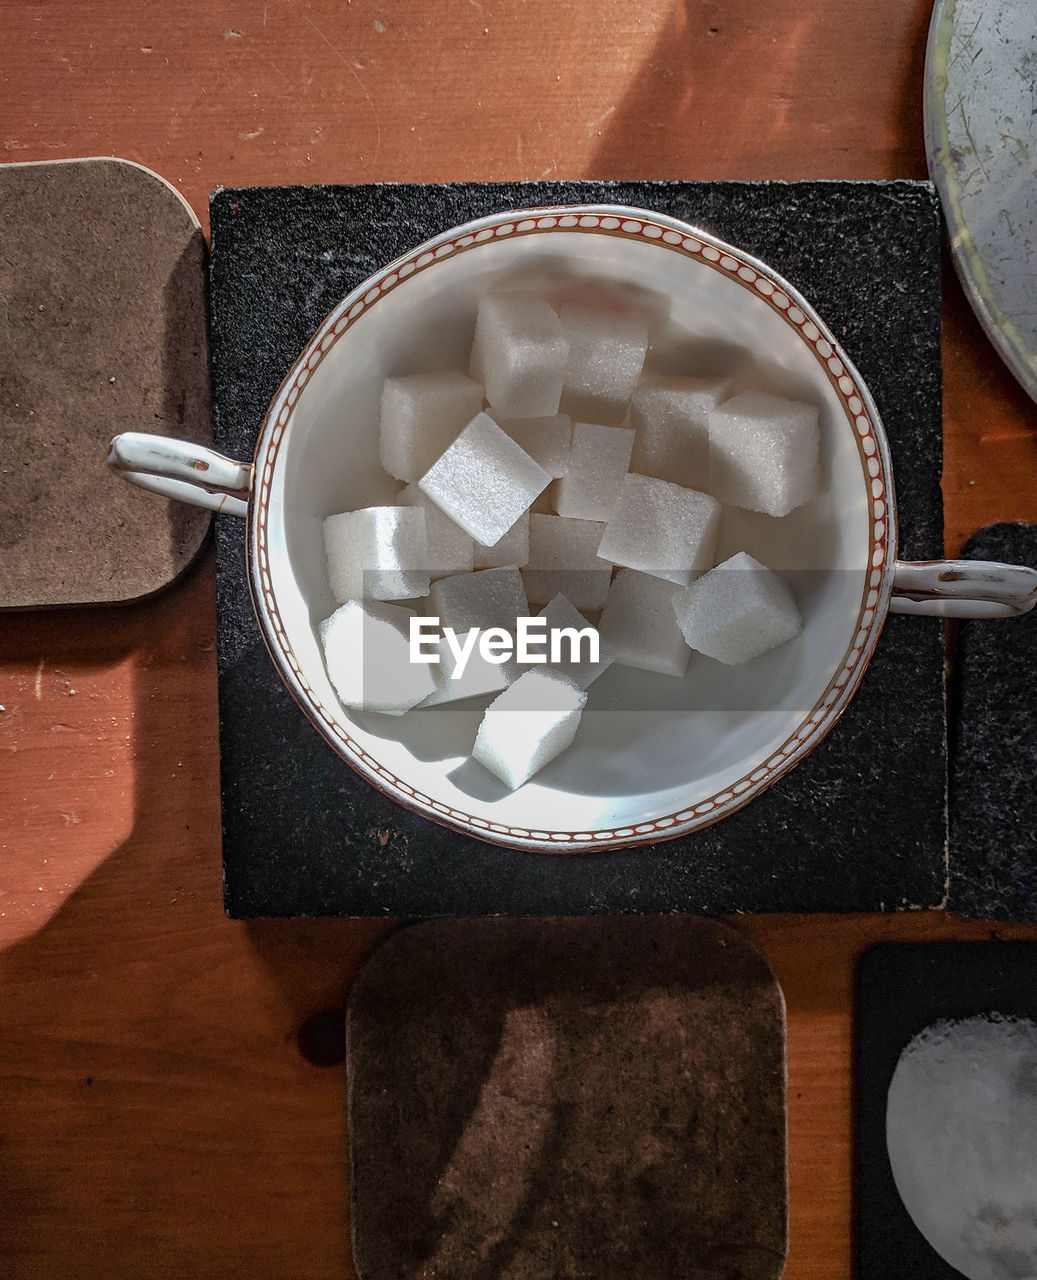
[263,225,871,835]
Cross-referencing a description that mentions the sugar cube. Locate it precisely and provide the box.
[472,669,588,789]
[598,569,691,677]
[428,565,529,639]
[522,513,613,611]
[469,294,569,419]
[419,637,510,706]
[397,482,474,578]
[419,566,529,706]
[379,371,484,482]
[629,376,728,490]
[324,506,431,603]
[707,390,820,516]
[419,411,551,545]
[504,593,612,690]
[319,600,436,715]
[498,414,572,478]
[474,511,530,569]
[672,552,803,664]
[559,304,649,425]
[553,422,634,522]
[597,473,721,587]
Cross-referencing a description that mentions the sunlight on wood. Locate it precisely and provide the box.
[0,653,136,947]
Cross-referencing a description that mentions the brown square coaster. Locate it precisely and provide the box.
[347,916,787,1279]
[0,158,211,608]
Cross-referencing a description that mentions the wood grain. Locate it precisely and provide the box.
[2,1,1036,1276]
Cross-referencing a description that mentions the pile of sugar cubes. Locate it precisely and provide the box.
[320,289,820,791]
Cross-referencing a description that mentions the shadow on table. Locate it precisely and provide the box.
[0,550,388,1278]
[589,0,929,181]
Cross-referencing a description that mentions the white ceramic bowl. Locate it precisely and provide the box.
[109,205,1037,851]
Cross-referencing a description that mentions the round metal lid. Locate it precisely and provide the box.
[925,0,1037,404]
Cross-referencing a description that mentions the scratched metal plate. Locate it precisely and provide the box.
[925,0,1037,403]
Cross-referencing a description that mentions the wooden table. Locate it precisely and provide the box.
[2,2,1036,1275]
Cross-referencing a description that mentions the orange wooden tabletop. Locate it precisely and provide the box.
[2,2,1036,1277]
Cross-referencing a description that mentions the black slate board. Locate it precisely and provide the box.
[209,180,946,918]
[949,522,1037,921]
[856,941,1037,1279]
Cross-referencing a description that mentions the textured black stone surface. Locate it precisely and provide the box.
[856,942,1037,1279]
[949,523,1037,920]
[210,180,946,918]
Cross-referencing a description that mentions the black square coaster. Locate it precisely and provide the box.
[210,179,946,918]
[950,522,1037,921]
[856,942,1037,1279]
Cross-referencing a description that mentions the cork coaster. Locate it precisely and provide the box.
[0,158,211,607]
[347,916,787,1279]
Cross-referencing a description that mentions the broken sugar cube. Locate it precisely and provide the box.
[503,593,612,690]
[417,567,528,706]
[397,482,474,578]
[498,414,573,479]
[418,411,551,545]
[598,568,691,677]
[379,370,484,482]
[473,511,530,569]
[707,390,820,516]
[597,473,720,587]
[559,303,649,425]
[319,600,436,715]
[470,294,569,419]
[629,376,728,490]
[522,513,613,611]
[419,636,511,706]
[324,505,431,603]
[472,668,588,789]
[421,661,510,707]
[672,552,803,664]
[553,421,635,522]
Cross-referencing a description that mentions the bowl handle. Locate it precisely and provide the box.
[891,559,1037,618]
[107,432,251,518]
